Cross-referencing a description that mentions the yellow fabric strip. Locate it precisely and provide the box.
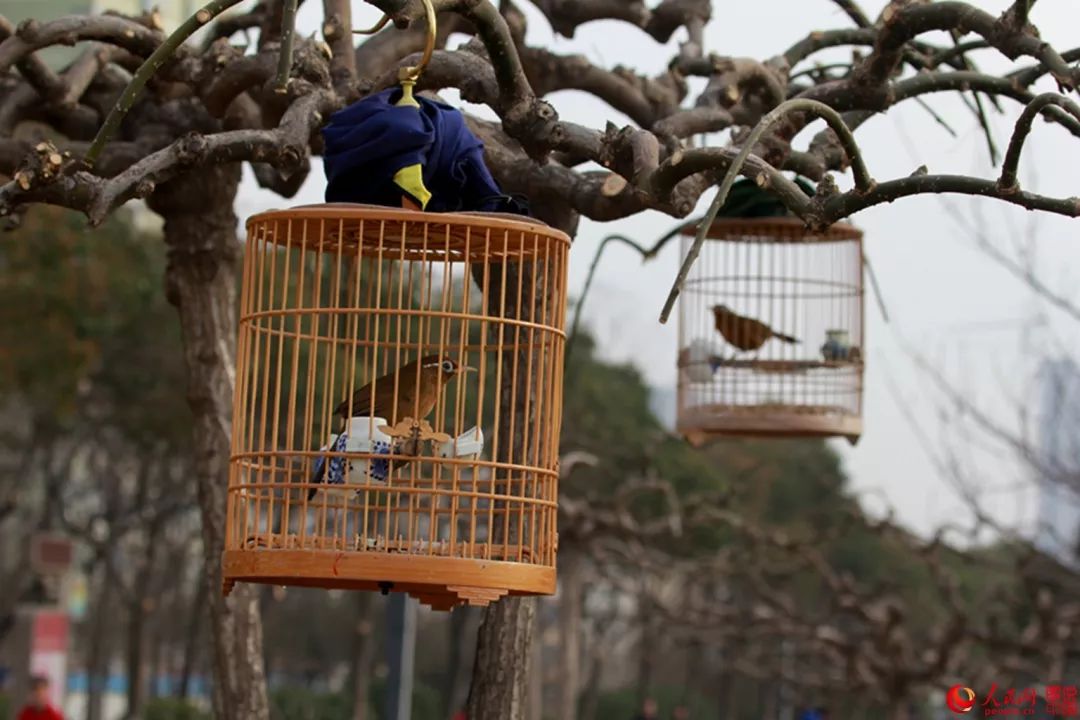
[394,164,432,210]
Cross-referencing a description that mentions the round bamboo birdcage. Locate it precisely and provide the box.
[676,217,864,445]
[222,204,570,610]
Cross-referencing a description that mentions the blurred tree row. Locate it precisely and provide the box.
[0,205,200,720]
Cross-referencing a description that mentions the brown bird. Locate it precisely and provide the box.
[309,354,475,499]
[331,353,475,422]
[711,304,799,352]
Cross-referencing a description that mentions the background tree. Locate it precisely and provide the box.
[557,331,1080,720]
[0,204,207,719]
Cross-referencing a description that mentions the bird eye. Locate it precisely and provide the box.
[441,360,455,373]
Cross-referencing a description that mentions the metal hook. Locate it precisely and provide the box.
[352,0,437,84]
[352,14,391,36]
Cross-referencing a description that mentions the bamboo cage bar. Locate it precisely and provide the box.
[223,204,570,610]
[676,217,865,445]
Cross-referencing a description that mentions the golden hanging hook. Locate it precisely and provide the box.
[351,0,440,206]
[352,0,437,85]
[352,14,391,35]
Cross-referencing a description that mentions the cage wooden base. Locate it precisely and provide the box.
[678,403,862,446]
[221,549,555,610]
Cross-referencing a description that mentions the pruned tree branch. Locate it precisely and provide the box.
[998,92,1080,189]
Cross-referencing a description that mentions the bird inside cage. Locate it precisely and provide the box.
[306,354,485,548]
[710,304,799,358]
[692,178,814,366]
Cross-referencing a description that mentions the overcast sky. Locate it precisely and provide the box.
[233,0,1080,541]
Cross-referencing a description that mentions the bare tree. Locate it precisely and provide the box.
[3,0,1080,716]
[0,409,59,642]
[560,456,1080,720]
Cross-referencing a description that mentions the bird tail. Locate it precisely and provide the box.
[307,455,326,501]
[774,332,800,344]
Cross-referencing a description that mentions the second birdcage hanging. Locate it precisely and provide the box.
[222,205,570,610]
[676,206,865,446]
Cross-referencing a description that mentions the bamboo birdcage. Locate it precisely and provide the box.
[676,217,864,445]
[222,204,570,610]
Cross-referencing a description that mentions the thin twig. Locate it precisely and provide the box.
[85,0,246,166]
[970,87,1000,166]
[275,0,299,92]
[830,0,872,28]
[930,40,990,68]
[940,196,1080,324]
[947,34,1003,164]
[567,219,697,362]
[861,252,890,323]
[913,97,958,137]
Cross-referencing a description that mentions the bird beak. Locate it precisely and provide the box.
[459,365,478,373]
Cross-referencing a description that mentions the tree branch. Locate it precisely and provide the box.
[998,92,1080,190]
[818,173,1079,226]
[0,15,65,100]
[321,0,357,94]
[0,14,164,74]
[2,90,335,224]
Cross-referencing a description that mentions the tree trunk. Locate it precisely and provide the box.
[444,606,480,717]
[465,247,553,720]
[760,678,777,720]
[715,646,735,720]
[85,569,115,720]
[558,554,582,720]
[528,607,543,720]
[464,200,580,718]
[147,629,162,701]
[0,441,44,643]
[177,561,208,700]
[578,646,604,720]
[151,165,269,720]
[635,590,654,709]
[123,586,147,719]
[466,597,536,719]
[124,522,161,719]
[351,593,378,720]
